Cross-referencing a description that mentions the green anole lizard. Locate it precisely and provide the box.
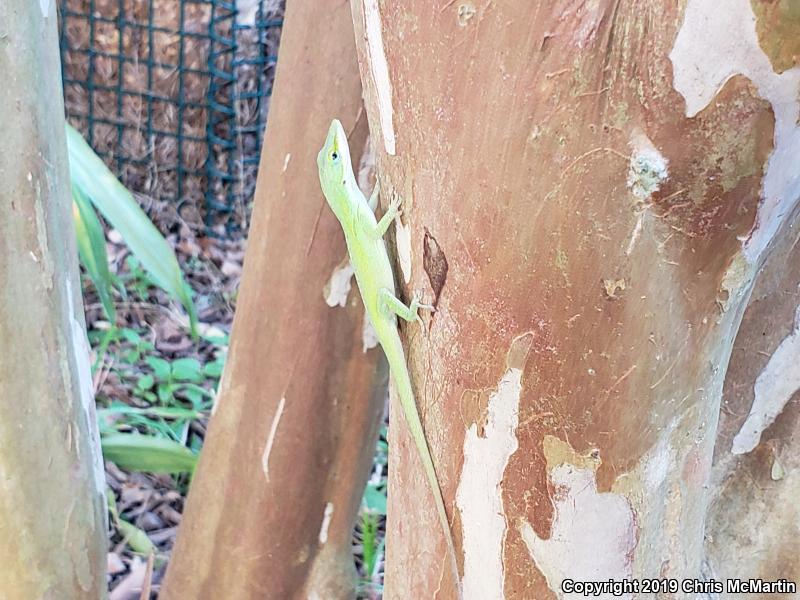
[317,119,461,594]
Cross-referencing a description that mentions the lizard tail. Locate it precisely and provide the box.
[383,333,462,597]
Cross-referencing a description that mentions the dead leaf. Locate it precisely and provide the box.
[107,552,126,575]
[109,556,146,600]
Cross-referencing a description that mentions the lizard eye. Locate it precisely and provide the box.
[331,151,339,161]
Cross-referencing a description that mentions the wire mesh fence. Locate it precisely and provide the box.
[58,0,283,235]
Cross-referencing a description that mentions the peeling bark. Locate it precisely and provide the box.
[0,2,107,597]
[160,2,385,599]
[707,213,800,595]
[348,1,799,598]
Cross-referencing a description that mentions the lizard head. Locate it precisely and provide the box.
[317,119,354,212]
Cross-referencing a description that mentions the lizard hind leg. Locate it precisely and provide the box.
[378,288,433,326]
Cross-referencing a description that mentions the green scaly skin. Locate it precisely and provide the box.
[317,119,460,594]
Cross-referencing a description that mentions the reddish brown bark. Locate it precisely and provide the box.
[160,2,384,598]
[348,1,798,598]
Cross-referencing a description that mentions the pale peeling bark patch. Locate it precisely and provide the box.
[70,318,105,499]
[456,333,532,600]
[324,259,354,307]
[395,218,412,284]
[318,502,334,545]
[670,0,800,262]
[66,278,106,500]
[362,312,379,352]
[210,356,233,416]
[521,436,637,599]
[262,397,287,481]
[732,304,800,454]
[627,130,669,199]
[33,193,54,290]
[356,135,376,194]
[612,424,677,575]
[362,0,396,155]
[643,432,674,492]
[552,0,609,49]
[457,3,477,26]
[624,210,645,256]
[718,253,755,315]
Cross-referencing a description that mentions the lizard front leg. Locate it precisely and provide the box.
[378,288,433,326]
[372,194,402,239]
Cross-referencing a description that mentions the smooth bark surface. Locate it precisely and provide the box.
[0,1,108,597]
[161,2,385,598]
[707,213,800,595]
[349,1,799,597]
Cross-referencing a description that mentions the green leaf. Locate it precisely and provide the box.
[97,405,204,420]
[72,187,116,321]
[120,328,142,344]
[101,433,197,474]
[107,488,120,524]
[360,512,383,579]
[117,518,157,556]
[178,384,214,408]
[201,330,229,345]
[157,382,174,404]
[182,386,205,408]
[170,357,202,382]
[202,359,225,378]
[179,383,215,399]
[136,374,154,391]
[66,124,198,337]
[363,483,387,515]
[145,356,171,380]
[91,325,118,373]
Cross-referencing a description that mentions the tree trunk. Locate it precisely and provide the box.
[161,2,385,598]
[0,1,108,597]
[348,0,799,597]
[706,210,800,595]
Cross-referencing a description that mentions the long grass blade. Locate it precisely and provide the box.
[72,185,116,321]
[66,124,198,337]
[101,433,198,474]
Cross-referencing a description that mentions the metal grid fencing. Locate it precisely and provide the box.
[58,0,283,234]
